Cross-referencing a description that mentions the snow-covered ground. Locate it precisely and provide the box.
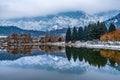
[45,41,120,50]
[74,41,120,50]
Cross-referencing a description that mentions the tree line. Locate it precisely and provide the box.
[65,22,116,42]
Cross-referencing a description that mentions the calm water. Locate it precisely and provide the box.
[0,45,120,80]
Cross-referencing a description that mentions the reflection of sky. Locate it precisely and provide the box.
[0,54,120,75]
[0,50,66,60]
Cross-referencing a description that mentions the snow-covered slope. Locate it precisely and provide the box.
[0,11,92,31]
[94,10,120,22]
[0,10,120,31]
[105,13,120,28]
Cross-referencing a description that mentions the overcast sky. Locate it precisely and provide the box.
[0,0,120,19]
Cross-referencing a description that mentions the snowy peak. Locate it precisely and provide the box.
[0,11,93,31]
[0,10,120,31]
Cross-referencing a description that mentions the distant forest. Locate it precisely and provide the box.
[65,22,116,42]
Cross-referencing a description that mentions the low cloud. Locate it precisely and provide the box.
[0,0,120,19]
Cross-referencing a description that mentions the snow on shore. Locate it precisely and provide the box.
[46,41,120,50]
[74,41,120,50]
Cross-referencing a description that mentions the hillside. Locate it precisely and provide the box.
[105,13,120,28]
[0,26,45,37]
[0,10,119,31]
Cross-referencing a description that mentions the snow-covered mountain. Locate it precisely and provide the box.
[105,13,120,28]
[94,10,120,22]
[0,10,119,31]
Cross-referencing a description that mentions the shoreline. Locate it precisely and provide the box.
[1,41,120,51]
[39,41,120,51]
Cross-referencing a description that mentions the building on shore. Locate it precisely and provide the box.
[7,34,33,46]
[40,35,65,43]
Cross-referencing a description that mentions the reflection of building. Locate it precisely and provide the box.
[100,50,120,64]
[40,35,65,43]
[7,34,33,45]
[39,45,64,53]
[7,45,33,54]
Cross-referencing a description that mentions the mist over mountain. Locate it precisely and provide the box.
[0,10,119,31]
[0,10,120,36]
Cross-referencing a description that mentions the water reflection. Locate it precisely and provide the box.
[65,47,120,68]
[100,50,120,66]
[39,45,64,53]
[7,45,33,54]
[65,47,107,68]
[2,45,64,54]
[0,45,65,60]
[1,45,120,68]
[1,45,120,80]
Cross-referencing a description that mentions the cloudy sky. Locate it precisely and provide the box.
[0,0,120,19]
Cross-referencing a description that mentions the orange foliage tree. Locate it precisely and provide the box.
[100,29,120,41]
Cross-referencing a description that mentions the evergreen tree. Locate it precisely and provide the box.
[65,27,71,43]
[87,23,97,40]
[97,22,107,39]
[72,27,78,42]
[87,22,107,40]
[109,23,116,32]
[83,26,88,41]
[78,27,84,41]
[100,22,107,34]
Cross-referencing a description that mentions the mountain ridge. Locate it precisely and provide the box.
[0,10,120,36]
[0,26,45,37]
[1,10,119,31]
[105,13,120,28]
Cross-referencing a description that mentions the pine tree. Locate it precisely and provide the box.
[65,27,71,43]
[78,27,84,41]
[83,26,88,41]
[87,23,96,40]
[109,23,116,32]
[97,22,107,39]
[72,27,78,42]
[100,22,107,34]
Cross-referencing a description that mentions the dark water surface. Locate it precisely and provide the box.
[0,45,120,80]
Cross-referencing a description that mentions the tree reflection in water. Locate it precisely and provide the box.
[39,45,64,53]
[7,45,33,54]
[4,45,120,68]
[65,46,120,68]
[6,45,65,54]
[100,50,120,66]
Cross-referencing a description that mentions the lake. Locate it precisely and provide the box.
[0,45,120,80]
